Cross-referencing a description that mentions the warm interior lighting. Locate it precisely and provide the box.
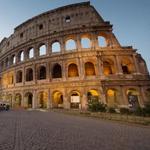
[107,89,115,97]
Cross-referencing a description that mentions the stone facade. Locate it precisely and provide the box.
[0,2,150,110]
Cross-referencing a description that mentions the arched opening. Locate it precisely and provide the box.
[28,48,34,59]
[14,93,22,107]
[65,16,71,23]
[6,94,13,108]
[121,58,133,74]
[87,89,99,102]
[38,66,46,80]
[103,61,113,75]
[98,36,107,47]
[66,39,76,50]
[127,88,140,110]
[52,42,61,52]
[85,62,95,76]
[16,70,22,83]
[145,88,150,102]
[68,63,79,77]
[39,44,46,56]
[81,37,91,48]
[25,92,33,108]
[52,91,63,108]
[11,55,16,65]
[106,89,119,108]
[70,91,80,109]
[26,68,33,81]
[52,64,62,78]
[122,65,129,74]
[38,91,48,108]
[18,51,24,62]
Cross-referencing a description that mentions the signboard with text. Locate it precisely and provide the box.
[71,96,80,103]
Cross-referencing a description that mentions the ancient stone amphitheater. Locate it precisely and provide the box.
[0,2,150,110]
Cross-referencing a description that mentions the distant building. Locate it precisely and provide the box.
[0,2,150,110]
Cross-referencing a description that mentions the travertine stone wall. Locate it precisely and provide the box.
[0,2,150,110]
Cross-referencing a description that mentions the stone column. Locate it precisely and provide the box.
[45,40,49,57]
[23,67,25,85]
[97,53,103,76]
[115,55,123,74]
[49,62,52,82]
[133,54,140,74]
[91,32,96,50]
[138,86,145,107]
[12,93,15,108]
[24,49,28,61]
[14,69,16,86]
[47,40,51,56]
[34,43,39,59]
[46,63,49,81]
[63,89,70,109]
[95,34,99,50]
[32,90,36,109]
[141,87,147,103]
[81,93,88,110]
[62,61,66,81]
[34,64,37,84]
[21,91,24,108]
[76,35,82,51]
[79,57,84,80]
[120,86,128,107]
[15,52,19,64]
[100,86,106,104]
[47,89,51,109]
[60,37,65,54]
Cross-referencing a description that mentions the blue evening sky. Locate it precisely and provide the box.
[0,0,150,71]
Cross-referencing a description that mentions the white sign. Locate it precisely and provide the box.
[71,96,80,103]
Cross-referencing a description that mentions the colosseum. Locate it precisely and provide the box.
[0,2,150,110]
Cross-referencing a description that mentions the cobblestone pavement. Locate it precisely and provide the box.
[0,110,150,150]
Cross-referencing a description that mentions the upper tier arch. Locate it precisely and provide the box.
[0,1,112,54]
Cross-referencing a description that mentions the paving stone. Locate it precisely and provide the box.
[0,110,150,150]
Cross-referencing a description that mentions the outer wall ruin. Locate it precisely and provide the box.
[0,2,150,110]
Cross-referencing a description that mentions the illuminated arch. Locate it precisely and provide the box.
[70,91,81,109]
[106,89,119,107]
[52,91,63,108]
[103,61,112,75]
[87,89,99,102]
[85,62,95,76]
[24,92,33,108]
[37,91,48,108]
[14,93,22,107]
[68,63,79,77]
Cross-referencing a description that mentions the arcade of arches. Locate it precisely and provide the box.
[0,2,150,111]
[2,87,150,110]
